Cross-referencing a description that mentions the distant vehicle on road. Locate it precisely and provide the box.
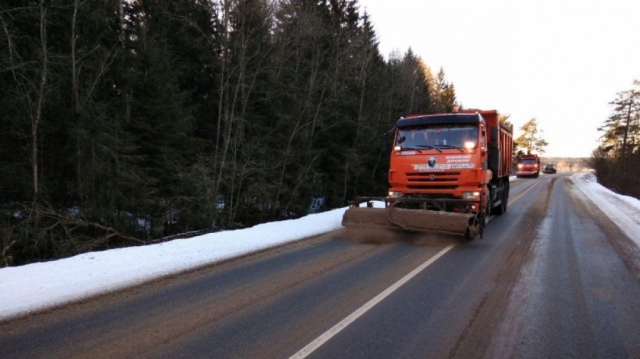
[516,154,540,178]
[543,163,557,174]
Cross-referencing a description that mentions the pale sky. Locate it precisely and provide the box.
[359,0,640,157]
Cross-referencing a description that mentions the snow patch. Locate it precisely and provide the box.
[570,173,640,247]
[0,203,386,320]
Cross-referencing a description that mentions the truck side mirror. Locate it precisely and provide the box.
[489,151,501,173]
[490,127,498,142]
[383,126,396,151]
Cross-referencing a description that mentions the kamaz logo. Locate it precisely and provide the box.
[429,174,435,181]
[428,156,436,168]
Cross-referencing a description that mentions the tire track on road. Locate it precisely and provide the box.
[566,177,640,282]
[448,177,557,359]
[1,237,380,359]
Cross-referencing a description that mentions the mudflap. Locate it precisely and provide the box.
[342,206,480,239]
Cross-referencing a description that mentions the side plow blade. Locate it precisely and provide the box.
[342,207,480,239]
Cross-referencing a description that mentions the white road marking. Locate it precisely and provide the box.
[289,245,455,359]
[291,178,542,358]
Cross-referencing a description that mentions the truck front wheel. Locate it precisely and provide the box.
[483,191,492,226]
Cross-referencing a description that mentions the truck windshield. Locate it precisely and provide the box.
[521,159,537,164]
[395,125,478,150]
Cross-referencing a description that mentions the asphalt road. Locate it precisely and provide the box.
[2,173,640,359]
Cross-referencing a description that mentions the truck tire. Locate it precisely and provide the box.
[503,181,509,213]
[494,184,506,216]
[464,227,475,241]
[483,191,492,226]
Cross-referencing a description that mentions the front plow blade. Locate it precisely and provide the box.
[342,207,478,238]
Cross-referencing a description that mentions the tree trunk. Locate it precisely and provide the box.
[119,0,125,48]
[214,0,230,184]
[619,92,634,188]
[33,1,48,199]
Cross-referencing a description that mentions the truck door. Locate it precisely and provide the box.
[481,126,487,170]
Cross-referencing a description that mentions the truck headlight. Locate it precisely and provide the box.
[388,191,403,198]
[462,192,480,199]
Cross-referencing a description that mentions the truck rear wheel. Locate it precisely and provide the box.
[503,181,509,213]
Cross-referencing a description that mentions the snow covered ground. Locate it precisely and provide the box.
[0,209,343,320]
[570,172,640,247]
[1,174,639,320]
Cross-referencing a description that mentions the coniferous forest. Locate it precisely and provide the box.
[0,0,458,265]
[591,81,640,200]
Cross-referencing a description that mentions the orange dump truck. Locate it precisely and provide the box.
[516,154,540,178]
[342,109,513,239]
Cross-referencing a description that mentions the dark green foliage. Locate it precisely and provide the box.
[592,82,640,198]
[0,0,458,266]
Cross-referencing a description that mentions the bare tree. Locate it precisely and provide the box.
[32,1,48,199]
[515,118,548,154]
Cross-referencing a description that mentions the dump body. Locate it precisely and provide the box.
[342,109,513,239]
[516,154,540,177]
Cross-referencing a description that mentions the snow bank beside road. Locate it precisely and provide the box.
[3,174,637,321]
[0,201,384,320]
[571,172,640,247]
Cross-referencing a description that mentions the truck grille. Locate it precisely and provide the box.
[407,185,458,190]
[405,172,461,190]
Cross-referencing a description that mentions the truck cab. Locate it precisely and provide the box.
[389,114,486,213]
[516,154,540,178]
[388,110,512,218]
